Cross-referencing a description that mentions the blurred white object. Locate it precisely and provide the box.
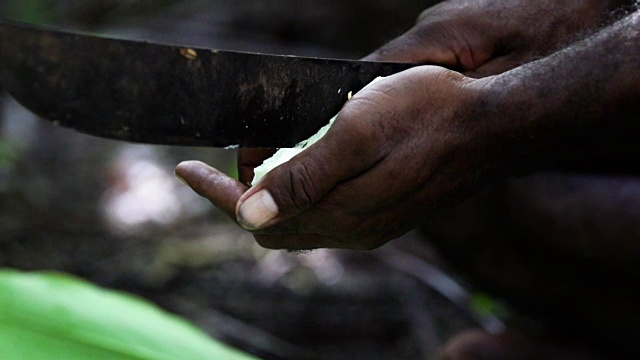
[102,145,207,234]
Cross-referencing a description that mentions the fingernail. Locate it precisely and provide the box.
[237,189,278,230]
[175,172,189,186]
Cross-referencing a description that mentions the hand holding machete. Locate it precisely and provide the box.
[177,4,640,359]
[173,2,640,359]
[364,0,634,76]
[177,0,640,251]
[178,67,491,250]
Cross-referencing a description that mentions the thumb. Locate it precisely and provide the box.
[364,25,494,72]
[235,114,377,231]
[363,27,458,65]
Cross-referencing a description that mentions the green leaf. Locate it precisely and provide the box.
[471,292,507,318]
[0,139,20,170]
[5,1,58,24]
[0,269,259,360]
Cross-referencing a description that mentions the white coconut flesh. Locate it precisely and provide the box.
[251,76,384,186]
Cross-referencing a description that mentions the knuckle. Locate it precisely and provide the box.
[366,37,410,61]
[338,100,385,144]
[276,161,320,211]
[340,100,404,158]
[416,2,448,23]
[337,111,376,143]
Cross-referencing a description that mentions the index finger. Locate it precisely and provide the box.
[175,161,248,220]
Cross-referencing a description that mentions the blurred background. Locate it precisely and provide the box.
[0,1,505,359]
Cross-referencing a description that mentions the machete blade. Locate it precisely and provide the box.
[0,21,415,147]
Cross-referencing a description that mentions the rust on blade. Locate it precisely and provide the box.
[0,21,417,147]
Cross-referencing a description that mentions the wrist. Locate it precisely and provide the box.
[441,75,522,182]
[462,75,547,179]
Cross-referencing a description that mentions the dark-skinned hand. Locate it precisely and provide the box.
[365,0,631,77]
[175,3,640,358]
[176,0,632,250]
[177,1,636,249]
[235,0,631,194]
[177,67,494,250]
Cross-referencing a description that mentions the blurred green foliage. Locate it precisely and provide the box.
[3,0,59,23]
[0,269,258,360]
[471,292,508,319]
[0,139,19,170]
[2,0,181,25]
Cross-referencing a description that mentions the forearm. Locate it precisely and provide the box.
[484,10,640,175]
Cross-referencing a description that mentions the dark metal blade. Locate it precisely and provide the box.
[0,21,416,147]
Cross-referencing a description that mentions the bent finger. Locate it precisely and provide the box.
[238,148,277,185]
